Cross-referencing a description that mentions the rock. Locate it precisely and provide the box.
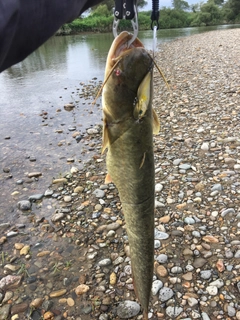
[166,306,183,317]
[184,217,195,224]
[202,235,219,243]
[75,284,90,295]
[52,178,67,184]
[17,200,31,211]
[67,297,75,307]
[63,195,72,202]
[30,298,44,309]
[179,164,191,170]
[117,300,140,318]
[43,311,54,319]
[193,257,207,268]
[106,222,120,231]
[0,275,22,290]
[92,189,105,198]
[50,289,67,298]
[20,245,30,255]
[98,259,111,266]
[109,272,117,285]
[182,272,193,281]
[51,212,65,222]
[155,183,163,192]
[44,189,54,196]
[188,297,198,307]
[4,264,20,272]
[156,254,168,264]
[64,103,75,110]
[206,286,218,295]
[155,265,168,278]
[151,280,163,295]
[29,194,44,201]
[74,186,84,193]
[28,172,42,178]
[200,270,212,280]
[209,279,224,288]
[0,304,11,320]
[216,259,225,272]
[14,243,24,250]
[201,312,211,320]
[11,302,28,315]
[234,250,240,258]
[154,229,169,240]
[159,287,174,302]
[228,305,236,317]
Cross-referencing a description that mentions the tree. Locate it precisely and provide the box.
[223,0,240,21]
[172,0,190,11]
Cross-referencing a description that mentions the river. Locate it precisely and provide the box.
[0,24,239,221]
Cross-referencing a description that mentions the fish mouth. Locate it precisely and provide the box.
[107,31,144,68]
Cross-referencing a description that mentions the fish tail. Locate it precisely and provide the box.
[143,310,149,320]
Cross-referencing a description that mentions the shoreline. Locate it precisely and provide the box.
[0,28,240,319]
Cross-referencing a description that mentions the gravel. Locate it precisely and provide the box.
[0,28,240,320]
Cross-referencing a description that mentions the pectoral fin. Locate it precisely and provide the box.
[152,108,160,134]
[133,72,151,120]
[105,173,113,184]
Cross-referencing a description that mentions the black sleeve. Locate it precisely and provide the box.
[0,0,103,72]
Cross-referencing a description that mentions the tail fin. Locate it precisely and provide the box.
[143,310,148,320]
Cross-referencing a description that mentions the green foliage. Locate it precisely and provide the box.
[91,4,111,17]
[172,0,190,11]
[223,0,240,22]
[63,0,239,34]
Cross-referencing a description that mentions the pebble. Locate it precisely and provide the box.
[75,284,90,295]
[49,289,67,298]
[206,285,218,295]
[98,258,111,266]
[154,229,169,240]
[28,172,42,178]
[156,254,168,264]
[193,257,207,268]
[159,287,174,302]
[29,194,44,201]
[17,200,31,211]
[93,188,105,198]
[166,306,183,317]
[151,279,163,295]
[200,270,212,280]
[117,301,140,318]
[155,183,163,192]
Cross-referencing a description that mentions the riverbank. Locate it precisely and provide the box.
[0,28,240,320]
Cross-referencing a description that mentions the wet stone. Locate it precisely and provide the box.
[29,194,44,201]
[18,200,31,211]
[0,304,11,320]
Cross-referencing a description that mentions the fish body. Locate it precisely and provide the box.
[102,32,159,318]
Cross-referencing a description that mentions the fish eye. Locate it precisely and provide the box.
[115,68,121,76]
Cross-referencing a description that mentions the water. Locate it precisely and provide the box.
[0,24,239,221]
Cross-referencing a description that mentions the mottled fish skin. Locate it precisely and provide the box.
[102,31,159,319]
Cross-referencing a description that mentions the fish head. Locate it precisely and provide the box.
[103,32,153,123]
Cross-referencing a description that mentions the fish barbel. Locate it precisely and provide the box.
[102,31,160,319]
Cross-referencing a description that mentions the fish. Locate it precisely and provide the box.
[101,31,160,319]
